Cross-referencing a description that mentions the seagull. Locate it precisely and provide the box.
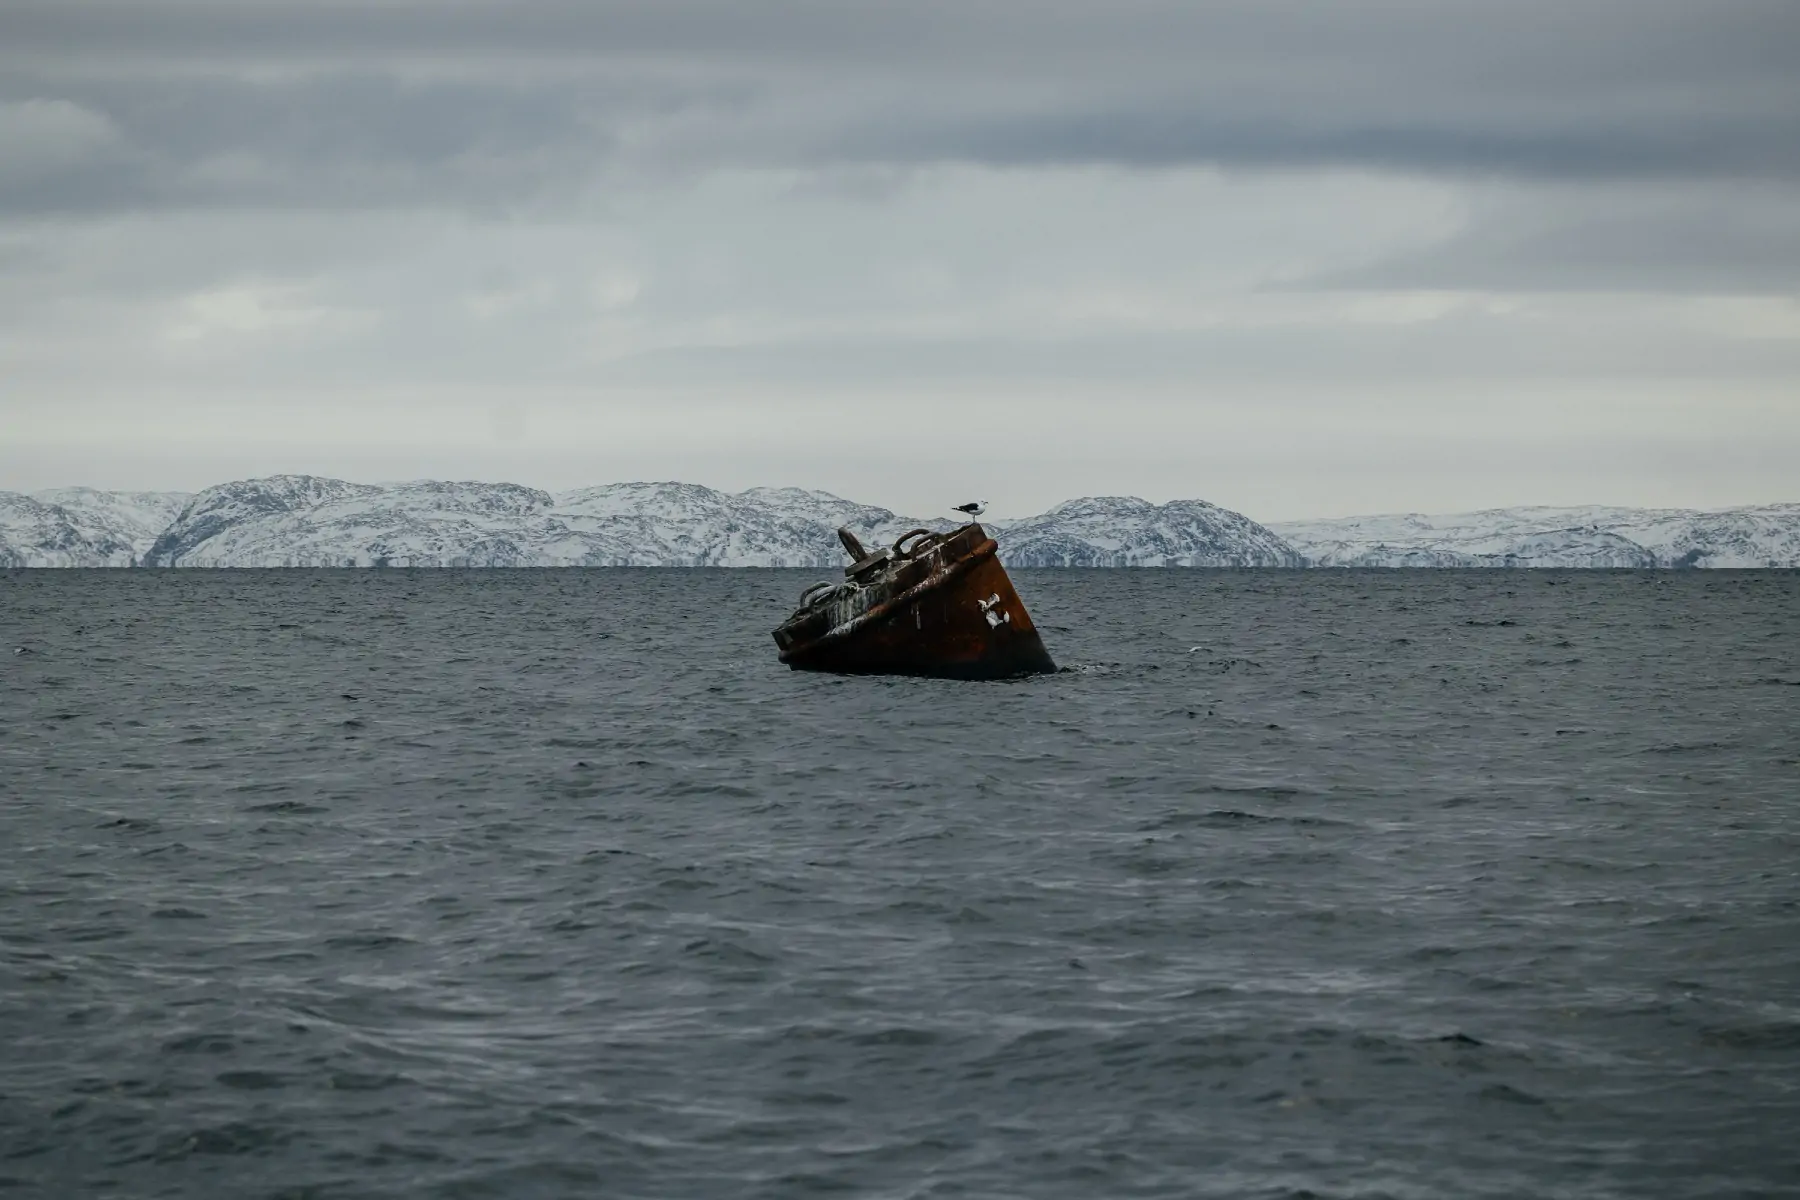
[952,499,988,518]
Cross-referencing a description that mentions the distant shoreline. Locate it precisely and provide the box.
[5,478,1796,569]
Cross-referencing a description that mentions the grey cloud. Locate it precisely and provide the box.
[833,107,1800,181]
[6,1,1795,83]
[2,0,1797,217]
[0,71,749,214]
[1316,184,1800,293]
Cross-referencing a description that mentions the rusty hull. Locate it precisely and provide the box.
[773,524,1057,679]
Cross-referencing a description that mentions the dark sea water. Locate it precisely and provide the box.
[3,569,1799,1200]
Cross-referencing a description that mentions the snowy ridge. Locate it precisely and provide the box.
[1002,497,1304,567]
[0,476,1285,568]
[0,488,192,567]
[131,477,951,568]
[1272,505,1800,569]
[4,478,1797,567]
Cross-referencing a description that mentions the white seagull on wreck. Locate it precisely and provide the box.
[952,499,989,519]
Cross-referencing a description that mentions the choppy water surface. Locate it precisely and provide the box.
[3,569,1798,1199]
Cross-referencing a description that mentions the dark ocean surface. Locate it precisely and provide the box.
[3,569,1798,1200]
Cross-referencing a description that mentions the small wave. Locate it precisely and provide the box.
[95,815,160,833]
[162,1032,237,1055]
[665,780,759,799]
[323,933,416,951]
[245,800,329,814]
[328,1071,411,1092]
[848,1026,942,1047]
[216,1070,288,1091]
[149,1121,292,1162]
[1186,782,1312,800]
[1140,809,1350,831]
[1478,1083,1548,1107]
[297,630,359,647]
[1699,1021,1800,1051]
[681,937,776,967]
[770,1022,940,1046]
[1642,740,1738,755]
[1194,656,1266,673]
[227,780,293,796]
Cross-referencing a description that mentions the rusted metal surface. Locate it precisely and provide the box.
[772,523,1057,679]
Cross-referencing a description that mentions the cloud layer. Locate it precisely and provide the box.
[3,1,1797,516]
[8,1,1800,210]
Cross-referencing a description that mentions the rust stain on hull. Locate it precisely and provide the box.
[773,524,1056,679]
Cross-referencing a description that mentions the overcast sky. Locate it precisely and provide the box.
[3,0,1797,520]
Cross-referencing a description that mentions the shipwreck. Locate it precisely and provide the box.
[772,523,1057,679]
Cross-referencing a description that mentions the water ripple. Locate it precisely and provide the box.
[2,568,1797,1198]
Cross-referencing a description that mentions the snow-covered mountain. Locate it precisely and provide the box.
[733,487,952,541]
[1002,497,1304,567]
[0,488,192,567]
[4,476,1290,568]
[134,476,943,568]
[1272,504,1800,568]
[6,478,1796,568]
[125,478,1299,569]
